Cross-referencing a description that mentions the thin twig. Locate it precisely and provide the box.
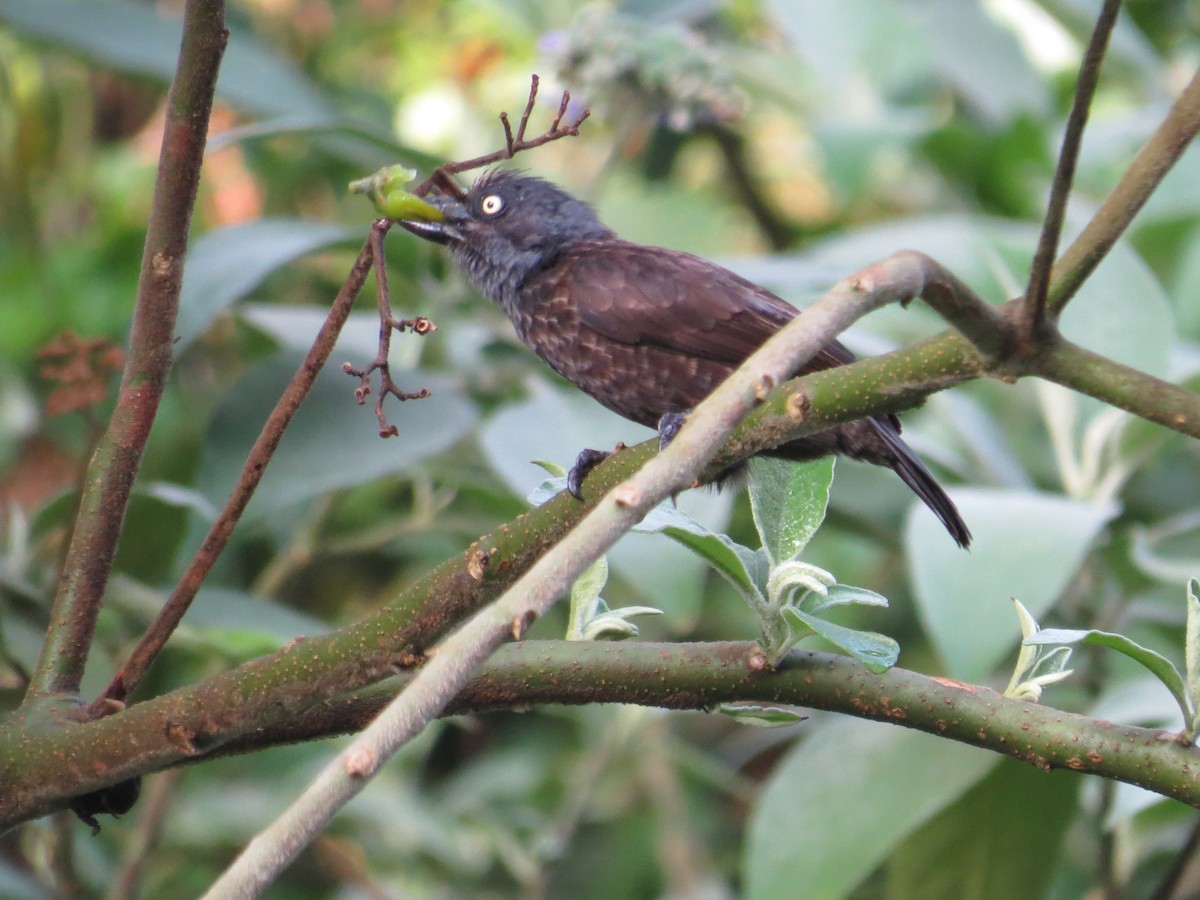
[90,225,383,715]
[24,0,228,699]
[1023,0,1122,338]
[342,224,435,437]
[549,87,570,132]
[514,73,539,142]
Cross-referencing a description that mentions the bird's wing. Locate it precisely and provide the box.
[556,241,853,371]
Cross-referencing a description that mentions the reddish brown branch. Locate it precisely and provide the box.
[25,0,228,699]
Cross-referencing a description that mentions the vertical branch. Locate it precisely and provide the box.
[26,0,228,699]
[1047,65,1200,312]
[1022,0,1121,339]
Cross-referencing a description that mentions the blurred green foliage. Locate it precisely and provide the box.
[1,0,1199,896]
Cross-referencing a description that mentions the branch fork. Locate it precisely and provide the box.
[413,74,590,200]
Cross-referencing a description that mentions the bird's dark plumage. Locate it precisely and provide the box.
[401,170,970,547]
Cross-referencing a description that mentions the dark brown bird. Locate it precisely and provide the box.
[400,170,970,547]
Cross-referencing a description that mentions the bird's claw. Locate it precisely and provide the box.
[657,410,687,451]
[567,448,611,500]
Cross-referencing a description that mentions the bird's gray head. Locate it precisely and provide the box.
[399,171,613,309]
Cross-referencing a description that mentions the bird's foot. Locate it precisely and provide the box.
[657,410,687,451]
[567,448,611,500]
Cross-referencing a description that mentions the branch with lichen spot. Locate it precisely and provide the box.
[9,633,1200,831]
[229,639,1200,810]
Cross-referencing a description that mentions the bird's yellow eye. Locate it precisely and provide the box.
[479,194,505,216]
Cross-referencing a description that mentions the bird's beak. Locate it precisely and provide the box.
[398,194,468,246]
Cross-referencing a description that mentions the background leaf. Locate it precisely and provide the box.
[745,719,997,900]
[906,488,1118,681]
[884,757,1079,900]
[177,221,357,348]
[191,352,476,524]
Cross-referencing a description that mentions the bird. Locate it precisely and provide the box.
[398,170,970,548]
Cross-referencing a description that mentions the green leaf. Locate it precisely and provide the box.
[1026,627,1189,725]
[799,582,889,616]
[632,501,761,600]
[1188,579,1200,737]
[178,220,356,347]
[567,556,608,641]
[530,460,568,479]
[745,718,997,900]
[191,352,476,521]
[580,607,663,641]
[664,528,761,599]
[782,608,899,674]
[619,494,739,628]
[885,757,1079,900]
[717,705,807,727]
[747,457,834,565]
[906,488,1117,681]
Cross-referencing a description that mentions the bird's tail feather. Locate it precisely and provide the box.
[870,421,971,548]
